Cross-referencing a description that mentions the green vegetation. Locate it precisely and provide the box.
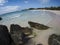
[44,6,60,10]
[28,8,36,10]
[28,6,60,10]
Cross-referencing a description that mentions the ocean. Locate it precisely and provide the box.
[0,10,54,27]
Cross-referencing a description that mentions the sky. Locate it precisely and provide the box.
[0,0,60,14]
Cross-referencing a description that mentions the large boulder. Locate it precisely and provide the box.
[28,21,50,30]
[0,25,15,45]
[10,24,22,34]
[10,24,23,45]
[48,34,60,45]
[10,24,33,45]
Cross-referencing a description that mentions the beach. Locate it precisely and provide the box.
[46,10,60,15]
[32,10,60,45]
[0,10,60,45]
[25,10,60,45]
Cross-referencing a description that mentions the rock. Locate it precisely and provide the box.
[48,34,60,45]
[0,25,15,45]
[37,44,43,45]
[21,27,33,44]
[10,24,22,34]
[10,24,33,45]
[21,27,33,36]
[10,24,23,45]
[28,21,50,30]
[0,17,2,20]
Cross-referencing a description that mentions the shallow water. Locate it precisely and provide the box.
[0,10,60,45]
[0,10,54,27]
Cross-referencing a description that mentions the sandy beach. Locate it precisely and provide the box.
[25,10,60,45]
[32,10,60,45]
[0,10,60,45]
[23,10,60,45]
[47,10,60,15]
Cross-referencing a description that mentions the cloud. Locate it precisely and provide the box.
[0,0,8,5]
[38,0,50,4]
[24,0,28,4]
[0,6,20,14]
[42,0,50,3]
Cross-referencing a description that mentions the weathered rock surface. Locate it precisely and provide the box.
[28,21,50,30]
[37,44,43,45]
[0,25,15,45]
[48,34,60,45]
[0,17,2,21]
[10,24,33,45]
[10,24,23,45]
[21,27,33,35]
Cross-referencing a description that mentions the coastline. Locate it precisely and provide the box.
[29,9,60,15]
[39,9,60,15]
[48,10,60,15]
[0,9,60,45]
[28,10,60,45]
[24,10,60,45]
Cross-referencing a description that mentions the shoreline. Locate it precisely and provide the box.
[0,9,60,45]
[46,10,60,15]
[29,9,60,15]
[30,10,60,45]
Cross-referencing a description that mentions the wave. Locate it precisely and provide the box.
[0,9,28,16]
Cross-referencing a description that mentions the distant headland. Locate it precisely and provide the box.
[27,6,60,10]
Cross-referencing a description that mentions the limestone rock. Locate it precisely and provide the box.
[21,27,33,35]
[48,34,60,45]
[10,24,23,45]
[10,24,33,45]
[28,21,50,30]
[0,25,14,45]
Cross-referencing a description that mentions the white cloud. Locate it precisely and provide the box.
[42,0,50,3]
[38,0,50,4]
[0,6,20,14]
[24,1,28,4]
[0,0,8,5]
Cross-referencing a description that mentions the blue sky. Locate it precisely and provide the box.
[0,0,60,14]
[2,0,60,8]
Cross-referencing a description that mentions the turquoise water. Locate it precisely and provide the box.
[0,10,54,26]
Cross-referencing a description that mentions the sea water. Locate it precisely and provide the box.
[0,10,60,45]
[0,10,54,27]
